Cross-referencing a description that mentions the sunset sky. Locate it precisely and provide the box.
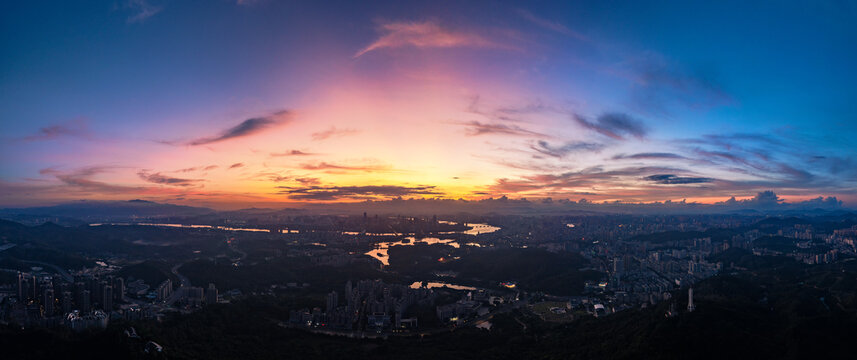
[2,0,856,209]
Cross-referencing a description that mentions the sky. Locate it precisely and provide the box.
[1,0,856,209]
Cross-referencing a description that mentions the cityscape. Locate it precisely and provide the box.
[2,0,857,359]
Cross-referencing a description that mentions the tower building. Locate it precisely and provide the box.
[687,287,696,312]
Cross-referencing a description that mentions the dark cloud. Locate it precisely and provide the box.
[278,185,440,201]
[311,127,360,141]
[270,150,317,157]
[228,163,245,169]
[530,140,604,158]
[184,110,291,146]
[573,113,647,140]
[644,174,714,185]
[137,171,201,187]
[612,152,686,160]
[462,121,546,137]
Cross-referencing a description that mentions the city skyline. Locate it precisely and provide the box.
[2,1,856,209]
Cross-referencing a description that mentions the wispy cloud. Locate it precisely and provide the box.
[125,0,162,24]
[180,110,291,146]
[643,174,714,185]
[137,171,202,187]
[270,150,317,157]
[612,152,686,160]
[174,165,219,173]
[20,119,92,142]
[354,20,509,58]
[40,166,141,194]
[228,163,245,169]
[277,185,440,201]
[461,121,546,137]
[487,166,690,195]
[516,9,585,40]
[623,52,734,114]
[573,112,647,140]
[311,127,360,141]
[299,162,390,173]
[530,140,604,158]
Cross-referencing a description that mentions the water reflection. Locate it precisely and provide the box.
[438,221,502,235]
[364,223,500,265]
[409,281,477,291]
[365,237,459,266]
[90,223,272,233]
[90,221,500,266]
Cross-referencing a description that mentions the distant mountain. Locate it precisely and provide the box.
[0,199,214,222]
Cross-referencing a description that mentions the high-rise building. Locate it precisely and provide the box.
[61,291,73,314]
[687,287,695,312]
[81,290,91,313]
[103,285,113,311]
[156,279,172,302]
[31,274,38,300]
[114,277,125,301]
[205,283,218,305]
[184,286,204,306]
[16,272,23,300]
[44,288,55,317]
[613,257,624,274]
[327,291,338,313]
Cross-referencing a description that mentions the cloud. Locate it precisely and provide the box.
[277,185,440,201]
[40,166,141,194]
[264,174,321,185]
[462,121,546,137]
[573,113,647,140]
[487,166,687,194]
[295,177,321,186]
[270,150,317,157]
[530,140,605,158]
[643,174,714,184]
[125,0,162,24]
[311,127,360,141]
[516,9,585,39]
[184,110,291,146]
[137,171,201,187]
[228,163,245,169]
[612,152,686,160]
[354,20,507,58]
[174,165,218,173]
[21,119,91,142]
[299,162,390,173]
[625,52,734,114]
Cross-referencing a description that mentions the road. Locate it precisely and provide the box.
[163,241,244,306]
[165,262,191,305]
